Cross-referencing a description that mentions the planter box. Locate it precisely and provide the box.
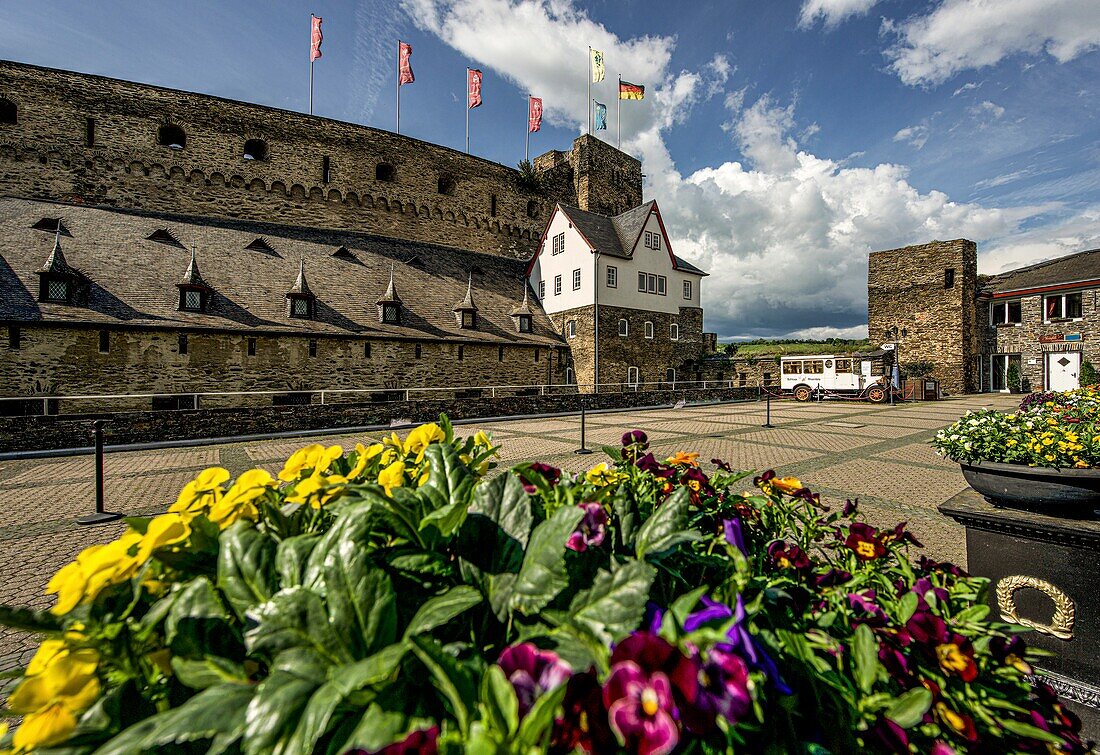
[960,461,1100,516]
[940,490,1100,739]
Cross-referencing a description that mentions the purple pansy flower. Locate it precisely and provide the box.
[694,644,752,725]
[814,568,852,589]
[622,429,649,447]
[566,502,609,553]
[683,596,734,633]
[498,643,572,717]
[864,716,909,753]
[720,596,791,696]
[722,518,748,556]
[521,462,561,493]
[603,660,680,755]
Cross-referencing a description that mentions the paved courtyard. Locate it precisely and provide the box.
[0,392,1017,675]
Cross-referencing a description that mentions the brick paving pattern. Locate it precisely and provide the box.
[0,393,1017,671]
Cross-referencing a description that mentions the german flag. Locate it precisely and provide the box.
[619,80,644,100]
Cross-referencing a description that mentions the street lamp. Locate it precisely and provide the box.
[883,326,906,405]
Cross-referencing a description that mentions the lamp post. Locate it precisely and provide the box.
[883,326,907,405]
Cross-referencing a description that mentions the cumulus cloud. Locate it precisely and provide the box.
[892,123,930,149]
[885,0,1100,86]
[798,0,881,30]
[968,100,1005,120]
[406,0,1054,338]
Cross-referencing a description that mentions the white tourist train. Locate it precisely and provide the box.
[779,350,895,402]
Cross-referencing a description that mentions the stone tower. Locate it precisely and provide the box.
[533,135,642,216]
[867,239,979,394]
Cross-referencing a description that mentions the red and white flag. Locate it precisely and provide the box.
[528,96,543,133]
[467,68,483,109]
[310,15,323,61]
[399,42,414,85]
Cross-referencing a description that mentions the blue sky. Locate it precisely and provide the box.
[4,0,1099,340]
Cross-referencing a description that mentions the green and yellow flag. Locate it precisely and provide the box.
[591,48,605,83]
[619,80,644,100]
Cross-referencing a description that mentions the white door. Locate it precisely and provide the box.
[1048,352,1080,391]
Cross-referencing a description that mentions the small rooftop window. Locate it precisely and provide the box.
[332,246,358,262]
[158,124,186,150]
[245,237,277,255]
[0,99,16,125]
[375,162,395,182]
[243,139,268,161]
[146,228,182,247]
[31,218,71,236]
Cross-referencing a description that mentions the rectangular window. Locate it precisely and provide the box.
[835,358,854,373]
[98,330,109,354]
[567,320,576,338]
[248,337,256,356]
[534,348,540,362]
[490,194,498,217]
[1044,292,1083,321]
[657,276,666,296]
[606,266,617,287]
[538,280,545,300]
[653,235,661,251]
[990,300,1022,326]
[8,326,20,349]
[618,319,628,336]
[291,298,310,318]
[670,323,679,341]
[178,334,188,355]
[644,231,652,248]
[572,268,581,290]
[554,275,562,295]
[364,341,371,358]
[498,345,504,362]
[322,155,331,183]
[683,280,692,300]
[308,339,317,358]
[183,289,202,311]
[644,321,654,339]
[551,232,565,255]
[415,343,422,359]
[85,117,95,147]
[519,315,532,333]
[458,345,464,361]
[1066,291,1083,319]
[944,268,955,289]
[782,360,802,375]
[638,272,647,292]
[804,360,825,374]
[46,279,69,302]
[647,273,657,293]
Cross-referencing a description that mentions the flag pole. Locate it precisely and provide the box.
[465,68,470,154]
[617,74,621,149]
[309,56,314,115]
[587,47,592,135]
[396,40,401,134]
[525,97,530,162]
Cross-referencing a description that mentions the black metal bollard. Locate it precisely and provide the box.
[77,420,123,525]
[762,390,775,429]
[574,404,594,455]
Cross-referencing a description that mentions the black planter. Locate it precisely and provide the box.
[960,461,1100,516]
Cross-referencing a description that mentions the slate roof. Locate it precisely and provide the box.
[982,247,1100,295]
[0,198,563,346]
[556,201,708,275]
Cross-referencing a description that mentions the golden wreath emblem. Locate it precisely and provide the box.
[995,575,1075,641]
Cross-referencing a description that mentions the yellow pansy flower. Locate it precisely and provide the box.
[585,463,627,487]
[378,460,406,495]
[194,467,231,491]
[404,423,445,457]
[12,703,79,751]
[771,476,804,495]
[278,444,343,482]
[135,513,191,564]
[346,443,383,480]
[208,469,275,528]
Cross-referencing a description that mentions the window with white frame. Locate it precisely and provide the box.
[683,280,692,300]
[644,321,654,339]
[638,272,647,292]
[670,323,679,341]
[554,275,562,295]
[551,232,565,255]
[572,268,581,290]
[643,231,662,250]
[652,234,661,251]
[647,273,657,293]
[565,367,574,385]
[657,275,666,296]
[567,320,576,338]
[990,299,1022,326]
[618,319,628,337]
[606,265,617,288]
[538,280,545,300]
[627,366,640,386]
[1044,292,1083,321]
[644,231,653,248]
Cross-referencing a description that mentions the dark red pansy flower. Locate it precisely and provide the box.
[609,632,699,708]
[842,498,858,517]
[551,670,616,754]
[521,462,561,493]
[354,726,439,755]
[934,634,978,682]
[814,568,851,588]
[935,702,978,742]
[767,540,811,573]
[883,521,923,548]
[498,643,572,717]
[864,716,909,753]
[711,457,733,472]
[845,522,886,561]
[622,429,649,447]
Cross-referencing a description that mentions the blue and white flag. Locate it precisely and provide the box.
[594,100,607,130]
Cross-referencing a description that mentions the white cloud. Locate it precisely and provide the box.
[968,100,1005,119]
[980,203,1100,273]
[951,80,981,97]
[798,0,881,30]
[892,123,930,149]
[406,0,1057,338]
[885,0,1100,86]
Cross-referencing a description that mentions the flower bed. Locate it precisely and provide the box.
[932,386,1100,468]
[0,419,1088,753]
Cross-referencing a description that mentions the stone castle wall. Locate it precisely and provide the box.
[0,61,641,261]
[868,239,977,394]
[2,323,567,413]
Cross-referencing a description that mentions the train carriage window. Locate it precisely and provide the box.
[782,361,802,375]
[804,360,825,375]
[835,359,854,373]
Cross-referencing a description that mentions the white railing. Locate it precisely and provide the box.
[0,379,769,416]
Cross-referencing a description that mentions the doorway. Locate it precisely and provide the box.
[1046,351,1080,392]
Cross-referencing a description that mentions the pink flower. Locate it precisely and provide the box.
[603,661,679,755]
[566,503,608,553]
[497,643,571,717]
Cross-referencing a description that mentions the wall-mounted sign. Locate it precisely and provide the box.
[1039,333,1084,344]
[881,343,896,351]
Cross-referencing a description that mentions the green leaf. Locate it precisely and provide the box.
[611,484,640,550]
[285,681,346,755]
[409,635,476,734]
[420,499,469,539]
[516,682,569,749]
[567,561,656,646]
[245,587,352,666]
[337,704,415,752]
[275,534,320,588]
[92,683,254,755]
[419,442,478,514]
[322,542,397,658]
[165,576,233,659]
[897,592,919,624]
[507,505,585,616]
[217,521,277,620]
[469,471,535,550]
[955,604,991,623]
[0,604,61,633]
[481,664,519,737]
[171,655,249,690]
[1001,718,1068,744]
[634,487,700,559]
[851,623,879,694]
[243,669,319,755]
[403,585,483,639]
[886,687,932,728]
[330,642,409,696]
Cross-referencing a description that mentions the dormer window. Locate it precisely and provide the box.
[42,278,71,303]
[518,314,532,333]
[176,247,211,312]
[158,124,186,150]
[36,229,81,305]
[460,310,477,329]
[453,273,479,329]
[381,303,400,324]
[286,259,315,319]
[288,296,312,319]
[179,287,206,312]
